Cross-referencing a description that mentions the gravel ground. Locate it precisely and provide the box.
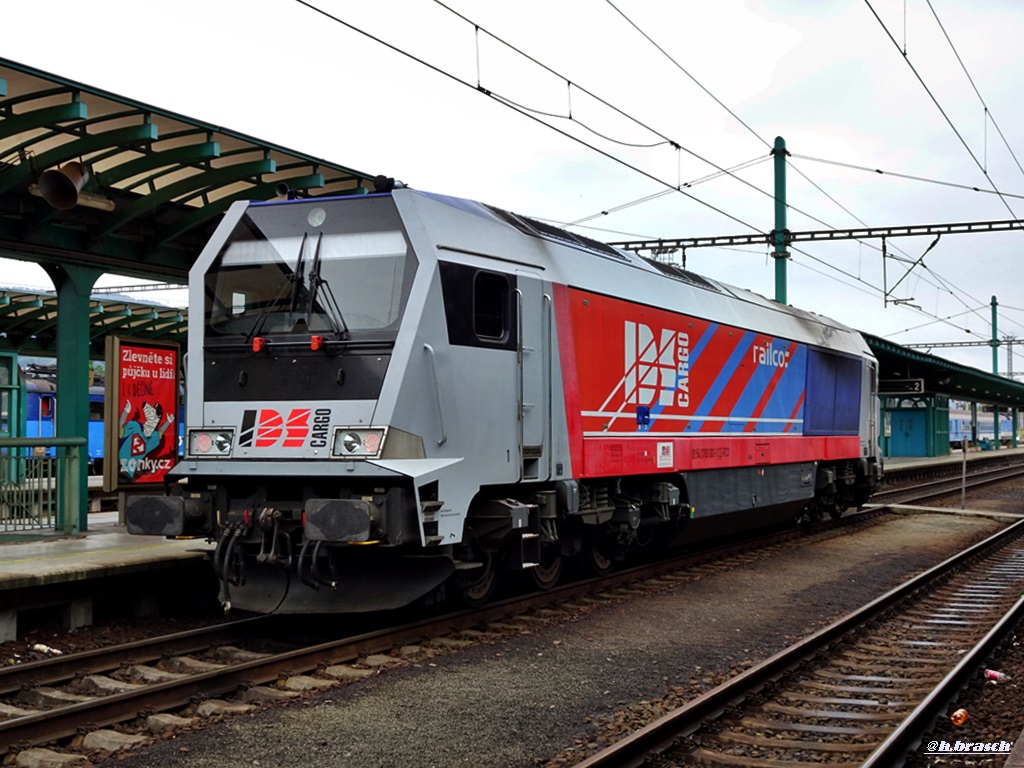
[0,615,223,667]
[89,510,1011,768]
[905,627,1024,768]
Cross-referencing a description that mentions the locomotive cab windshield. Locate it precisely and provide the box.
[204,196,416,345]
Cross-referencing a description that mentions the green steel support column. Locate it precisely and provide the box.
[772,136,789,304]
[42,263,101,534]
[992,295,999,374]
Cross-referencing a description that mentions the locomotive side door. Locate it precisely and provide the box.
[516,271,551,481]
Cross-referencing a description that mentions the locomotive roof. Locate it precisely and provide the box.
[405,189,868,355]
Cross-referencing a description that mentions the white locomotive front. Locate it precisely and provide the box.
[127,189,881,613]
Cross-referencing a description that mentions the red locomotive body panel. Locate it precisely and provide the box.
[556,287,861,478]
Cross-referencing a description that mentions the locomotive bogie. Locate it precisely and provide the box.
[126,189,882,614]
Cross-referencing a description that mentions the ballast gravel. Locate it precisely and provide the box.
[99,511,1009,768]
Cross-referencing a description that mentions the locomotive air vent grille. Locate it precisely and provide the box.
[641,257,721,292]
[485,205,630,262]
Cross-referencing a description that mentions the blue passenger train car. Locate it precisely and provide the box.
[949,412,1015,447]
[23,375,107,473]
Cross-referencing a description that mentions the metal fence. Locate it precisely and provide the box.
[0,438,85,533]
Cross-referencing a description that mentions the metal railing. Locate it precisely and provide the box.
[0,437,85,534]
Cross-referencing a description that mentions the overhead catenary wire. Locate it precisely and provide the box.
[321,0,951,313]
[925,0,1024,182]
[602,0,872,229]
[291,0,1016,356]
[791,154,1024,201]
[863,0,1021,221]
[600,0,1018,330]
[428,0,829,226]
[292,0,763,234]
[561,155,769,227]
[429,0,903,248]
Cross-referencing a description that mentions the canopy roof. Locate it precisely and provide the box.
[0,287,184,358]
[0,57,378,282]
[865,333,1024,407]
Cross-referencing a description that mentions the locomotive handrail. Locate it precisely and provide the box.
[516,287,525,482]
[544,292,553,482]
[422,343,447,446]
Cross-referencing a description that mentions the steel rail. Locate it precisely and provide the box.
[874,463,1024,506]
[861,592,1024,767]
[571,517,1024,768]
[0,510,886,753]
[1,465,977,755]
[0,616,274,696]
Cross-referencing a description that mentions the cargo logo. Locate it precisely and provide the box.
[239,408,310,448]
[624,321,690,408]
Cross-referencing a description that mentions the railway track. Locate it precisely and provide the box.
[573,518,1024,768]
[0,509,890,761]
[2,466,1018,763]
[874,458,1024,507]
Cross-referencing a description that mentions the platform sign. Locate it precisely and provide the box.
[880,378,924,394]
[103,337,179,491]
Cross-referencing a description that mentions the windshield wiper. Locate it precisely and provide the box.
[244,233,309,344]
[307,232,350,340]
[288,232,309,314]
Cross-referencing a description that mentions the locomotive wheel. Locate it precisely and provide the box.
[456,554,497,608]
[583,531,614,576]
[527,545,563,591]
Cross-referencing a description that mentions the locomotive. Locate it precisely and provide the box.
[126,188,882,613]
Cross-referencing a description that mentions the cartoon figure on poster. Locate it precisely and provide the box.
[118,399,175,482]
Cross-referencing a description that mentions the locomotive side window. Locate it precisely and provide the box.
[439,261,516,350]
[474,272,509,340]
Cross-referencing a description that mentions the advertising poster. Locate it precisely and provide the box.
[103,337,179,491]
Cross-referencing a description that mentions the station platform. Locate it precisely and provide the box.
[884,444,1024,473]
[0,511,214,641]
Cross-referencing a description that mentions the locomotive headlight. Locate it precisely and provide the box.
[331,427,386,459]
[187,429,234,457]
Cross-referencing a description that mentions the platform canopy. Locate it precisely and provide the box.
[0,57,382,533]
[0,57,378,280]
[0,287,185,358]
[865,333,1024,407]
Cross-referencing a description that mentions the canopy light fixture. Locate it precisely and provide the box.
[29,161,115,212]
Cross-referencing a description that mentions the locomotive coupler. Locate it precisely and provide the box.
[256,508,291,566]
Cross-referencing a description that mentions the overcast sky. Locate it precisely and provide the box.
[4,0,1024,375]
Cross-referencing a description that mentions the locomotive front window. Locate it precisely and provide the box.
[205,198,416,340]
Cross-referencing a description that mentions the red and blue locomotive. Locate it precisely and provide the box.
[127,188,881,613]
